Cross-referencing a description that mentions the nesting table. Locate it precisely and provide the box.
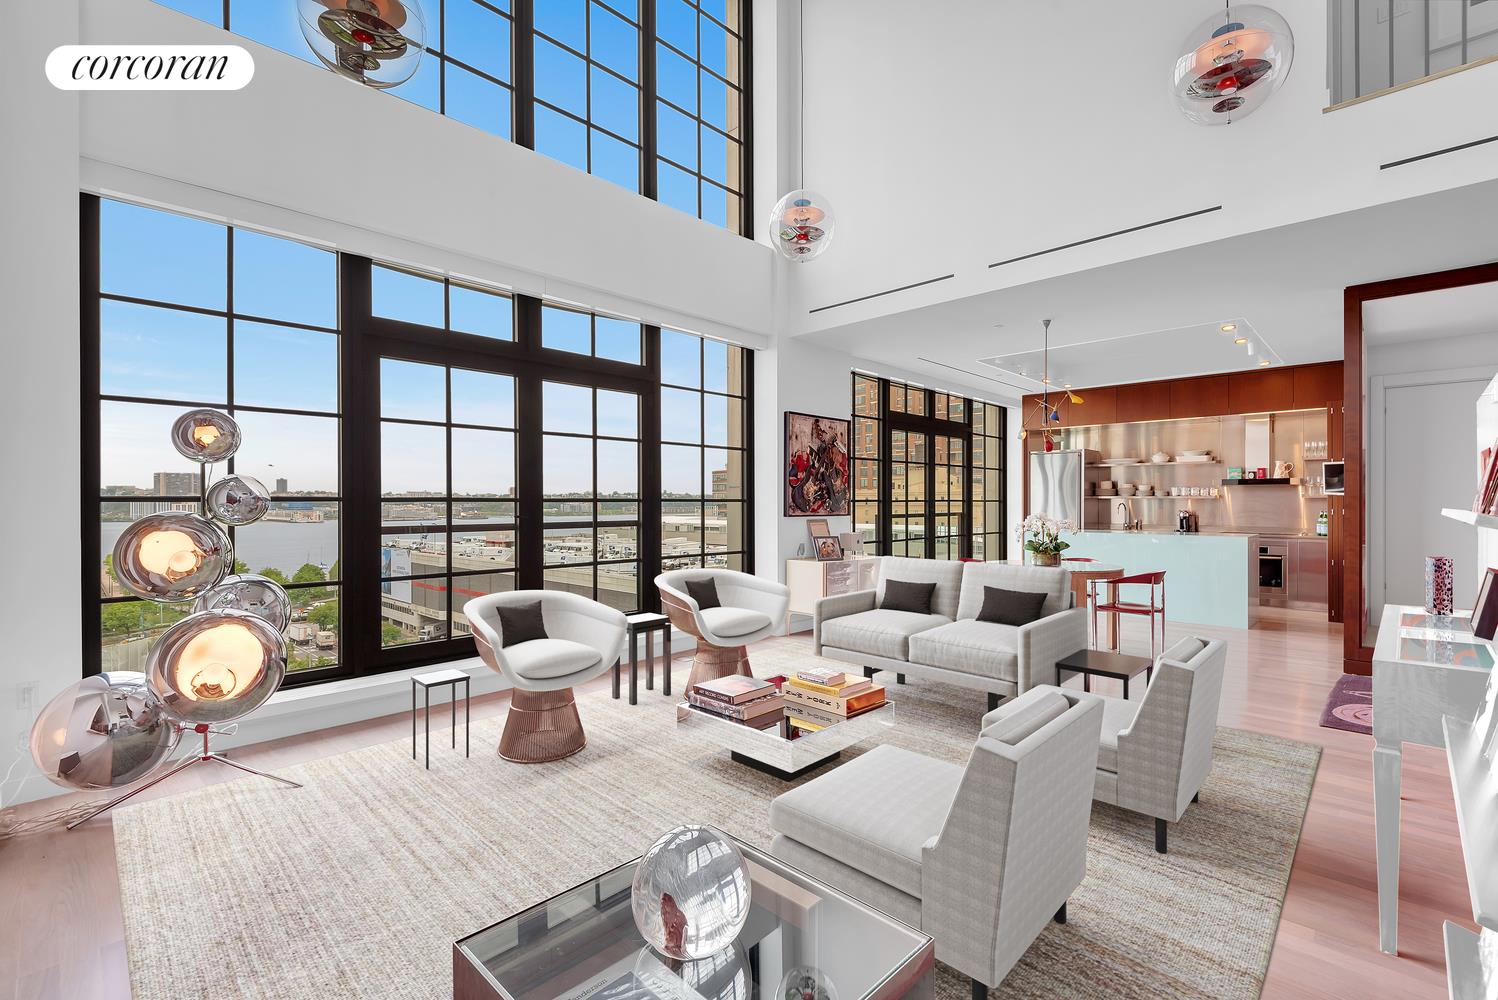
[612,612,672,705]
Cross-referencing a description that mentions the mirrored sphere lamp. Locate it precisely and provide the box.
[1172,5,1294,125]
[298,0,428,89]
[205,474,272,526]
[632,825,752,960]
[112,511,233,603]
[170,408,242,463]
[148,610,288,724]
[194,574,294,633]
[770,189,835,262]
[28,672,180,791]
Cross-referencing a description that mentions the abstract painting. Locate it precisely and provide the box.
[785,411,849,517]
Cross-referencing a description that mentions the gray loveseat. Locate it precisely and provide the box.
[813,558,1087,709]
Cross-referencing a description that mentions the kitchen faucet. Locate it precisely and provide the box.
[1116,500,1141,531]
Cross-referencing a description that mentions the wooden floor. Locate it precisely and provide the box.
[0,610,1474,999]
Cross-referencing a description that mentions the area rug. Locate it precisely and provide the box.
[1318,673,1373,735]
[113,639,1320,999]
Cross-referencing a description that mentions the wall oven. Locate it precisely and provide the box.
[1259,541,1288,607]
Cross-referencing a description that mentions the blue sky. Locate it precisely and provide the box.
[151,0,740,219]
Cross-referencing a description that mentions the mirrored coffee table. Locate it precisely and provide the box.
[454,834,934,1000]
[676,700,895,780]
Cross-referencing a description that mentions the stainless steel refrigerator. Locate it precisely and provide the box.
[1028,450,1099,528]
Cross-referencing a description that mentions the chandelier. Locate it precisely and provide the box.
[1172,4,1294,125]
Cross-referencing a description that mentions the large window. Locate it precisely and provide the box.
[849,373,1007,562]
[154,0,748,230]
[90,199,344,678]
[84,197,753,684]
[660,329,749,570]
[1331,0,1498,104]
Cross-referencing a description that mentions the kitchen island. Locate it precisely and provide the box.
[1059,529,1260,629]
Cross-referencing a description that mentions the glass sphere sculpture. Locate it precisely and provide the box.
[171,408,242,463]
[1172,5,1294,125]
[298,0,428,89]
[770,189,835,262]
[205,474,271,526]
[194,574,293,633]
[633,942,751,1000]
[28,672,179,791]
[112,511,233,603]
[779,966,839,1000]
[632,825,752,960]
[148,609,288,724]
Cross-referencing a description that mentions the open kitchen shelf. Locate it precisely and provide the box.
[1088,495,1221,501]
[1222,478,1296,486]
[1087,461,1222,468]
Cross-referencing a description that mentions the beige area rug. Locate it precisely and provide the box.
[114,639,1319,999]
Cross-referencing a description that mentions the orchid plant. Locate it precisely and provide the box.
[1015,513,1076,558]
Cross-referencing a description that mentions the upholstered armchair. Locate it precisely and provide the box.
[1025,634,1226,853]
[464,591,626,763]
[654,569,789,688]
[770,686,1103,998]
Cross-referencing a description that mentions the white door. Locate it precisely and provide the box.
[1382,376,1490,609]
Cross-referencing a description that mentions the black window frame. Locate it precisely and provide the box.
[80,194,755,686]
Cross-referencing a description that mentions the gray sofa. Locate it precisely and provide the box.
[813,558,1087,710]
[769,686,1103,997]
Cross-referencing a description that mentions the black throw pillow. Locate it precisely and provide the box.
[880,579,937,615]
[976,586,1048,627]
[497,600,548,648]
[685,577,721,610]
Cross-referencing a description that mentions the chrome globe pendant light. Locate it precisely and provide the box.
[297,0,428,89]
[1172,2,1294,125]
[30,409,303,830]
[770,1,835,262]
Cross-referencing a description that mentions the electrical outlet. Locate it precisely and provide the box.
[16,682,37,712]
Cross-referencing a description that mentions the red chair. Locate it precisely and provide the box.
[1092,571,1166,660]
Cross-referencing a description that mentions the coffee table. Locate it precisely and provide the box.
[676,699,895,780]
[453,834,935,1000]
[1056,647,1154,699]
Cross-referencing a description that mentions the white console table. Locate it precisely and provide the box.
[1371,603,1495,955]
[785,557,879,624]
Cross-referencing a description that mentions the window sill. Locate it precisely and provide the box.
[1324,52,1498,113]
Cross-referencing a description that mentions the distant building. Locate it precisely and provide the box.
[129,500,199,518]
[275,477,288,493]
[154,472,197,496]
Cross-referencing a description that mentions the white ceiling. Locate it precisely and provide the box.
[794,176,1498,399]
[1363,280,1498,346]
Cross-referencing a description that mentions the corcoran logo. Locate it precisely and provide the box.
[46,45,254,90]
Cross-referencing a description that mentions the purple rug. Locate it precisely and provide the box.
[1319,673,1373,735]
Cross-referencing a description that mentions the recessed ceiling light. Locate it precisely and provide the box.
[1221,323,1237,333]
[1259,359,1271,367]
[1041,378,1051,384]
[1234,336,1248,345]
[1063,383,1073,389]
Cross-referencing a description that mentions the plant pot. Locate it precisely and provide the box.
[1030,551,1061,567]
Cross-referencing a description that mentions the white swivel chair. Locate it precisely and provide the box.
[464,591,626,763]
[654,569,790,689]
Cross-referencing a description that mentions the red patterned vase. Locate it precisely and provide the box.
[1425,556,1454,616]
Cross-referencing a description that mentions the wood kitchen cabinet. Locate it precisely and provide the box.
[1071,384,1115,425]
[1229,368,1296,413]
[1326,400,1345,623]
[1290,537,1329,608]
[1170,374,1233,418]
[1293,362,1343,409]
[1115,381,1172,422]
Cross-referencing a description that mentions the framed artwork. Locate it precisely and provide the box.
[785,412,850,517]
[813,536,844,562]
[1474,567,1498,642]
[806,518,832,538]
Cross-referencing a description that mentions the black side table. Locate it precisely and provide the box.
[614,613,672,705]
[1056,648,1154,700]
[412,668,470,768]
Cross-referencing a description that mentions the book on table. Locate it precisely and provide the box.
[787,704,846,732]
[687,689,784,722]
[690,675,777,705]
[781,684,885,717]
[788,674,873,698]
[794,666,847,687]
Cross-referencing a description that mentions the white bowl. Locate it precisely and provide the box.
[1181,449,1211,457]
[1118,485,1137,496]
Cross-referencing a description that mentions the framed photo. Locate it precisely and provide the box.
[806,518,832,538]
[785,412,850,517]
[1474,567,1498,642]
[813,536,844,562]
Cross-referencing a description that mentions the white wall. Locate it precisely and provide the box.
[0,1,81,807]
[780,0,1498,336]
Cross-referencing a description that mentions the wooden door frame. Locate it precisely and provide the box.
[1341,260,1498,673]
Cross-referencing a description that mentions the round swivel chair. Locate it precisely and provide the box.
[654,569,790,689]
[464,591,626,763]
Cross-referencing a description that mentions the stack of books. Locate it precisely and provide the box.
[687,675,784,728]
[781,666,886,722]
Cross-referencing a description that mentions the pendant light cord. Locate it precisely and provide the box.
[799,0,806,190]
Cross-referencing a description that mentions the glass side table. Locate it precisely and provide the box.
[454,834,934,1000]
